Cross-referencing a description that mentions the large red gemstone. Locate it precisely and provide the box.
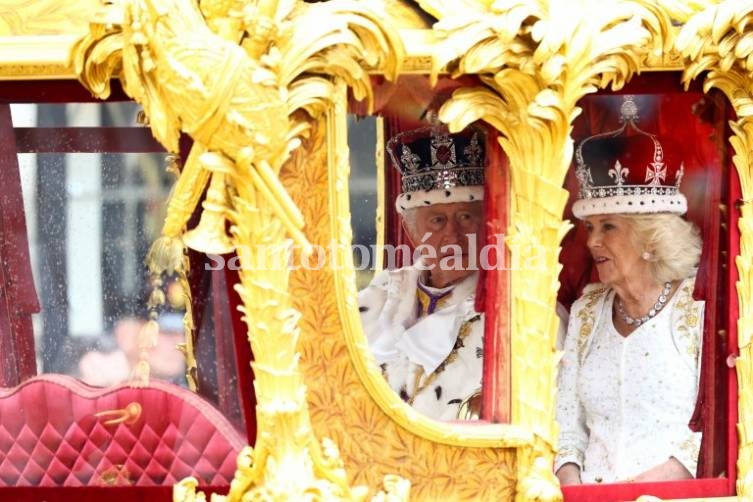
[436,145,452,164]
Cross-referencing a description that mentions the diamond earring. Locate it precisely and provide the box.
[641,251,652,261]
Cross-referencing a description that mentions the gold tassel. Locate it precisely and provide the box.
[145,235,186,277]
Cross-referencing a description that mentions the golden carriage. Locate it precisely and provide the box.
[0,0,750,500]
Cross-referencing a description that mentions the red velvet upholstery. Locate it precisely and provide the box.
[0,374,245,486]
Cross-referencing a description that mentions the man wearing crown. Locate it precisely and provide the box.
[357,124,486,421]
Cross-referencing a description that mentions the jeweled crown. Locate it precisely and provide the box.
[386,124,486,213]
[572,96,687,219]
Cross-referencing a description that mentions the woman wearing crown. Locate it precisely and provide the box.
[555,98,704,485]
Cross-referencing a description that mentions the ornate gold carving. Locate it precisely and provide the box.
[72,0,405,499]
[417,1,673,499]
[677,3,753,497]
[661,1,719,25]
[374,115,386,276]
[181,171,235,255]
[640,41,685,71]
[174,259,199,391]
[0,35,81,80]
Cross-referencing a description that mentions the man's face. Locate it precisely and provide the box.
[403,201,483,288]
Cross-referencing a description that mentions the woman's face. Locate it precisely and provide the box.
[584,214,648,288]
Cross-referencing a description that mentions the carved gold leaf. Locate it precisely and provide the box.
[72,0,407,499]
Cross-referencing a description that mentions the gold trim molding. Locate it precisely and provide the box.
[0,35,79,79]
[0,0,100,36]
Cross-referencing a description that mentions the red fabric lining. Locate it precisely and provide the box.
[562,477,729,501]
[0,374,245,487]
[222,266,257,443]
[0,103,40,386]
[480,131,510,423]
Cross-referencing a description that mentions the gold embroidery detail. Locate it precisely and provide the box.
[556,446,584,467]
[407,316,480,405]
[674,280,702,360]
[576,287,607,364]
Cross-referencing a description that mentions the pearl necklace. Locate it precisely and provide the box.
[616,281,672,326]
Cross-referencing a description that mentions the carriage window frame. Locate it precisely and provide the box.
[338,74,527,447]
[0,79,252,441]
[558,75,737,500]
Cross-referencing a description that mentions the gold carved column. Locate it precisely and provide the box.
[72,0,403,499]
[417,1,672,499]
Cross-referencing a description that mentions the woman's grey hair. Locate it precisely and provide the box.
[623,213,702,283]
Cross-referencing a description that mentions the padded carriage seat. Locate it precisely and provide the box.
[0,374,245,486]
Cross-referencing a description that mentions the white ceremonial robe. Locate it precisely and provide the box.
[358,266,484,421]
[555,278,703,483]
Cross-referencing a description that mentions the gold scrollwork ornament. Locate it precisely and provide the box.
[73,0,407,499]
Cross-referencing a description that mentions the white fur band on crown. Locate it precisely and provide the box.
[395,186,485,214]
[572,193,687,219]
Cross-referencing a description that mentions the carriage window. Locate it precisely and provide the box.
[348,114,379,289]
[351,75,510,423]
[3,100,249,429]
[11,102,186,384]
[556,83,732,498]
[0,96,249,488]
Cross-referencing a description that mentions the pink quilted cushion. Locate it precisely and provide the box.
[0,375,246,486]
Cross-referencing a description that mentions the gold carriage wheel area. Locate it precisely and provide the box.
[0,0,752,501]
